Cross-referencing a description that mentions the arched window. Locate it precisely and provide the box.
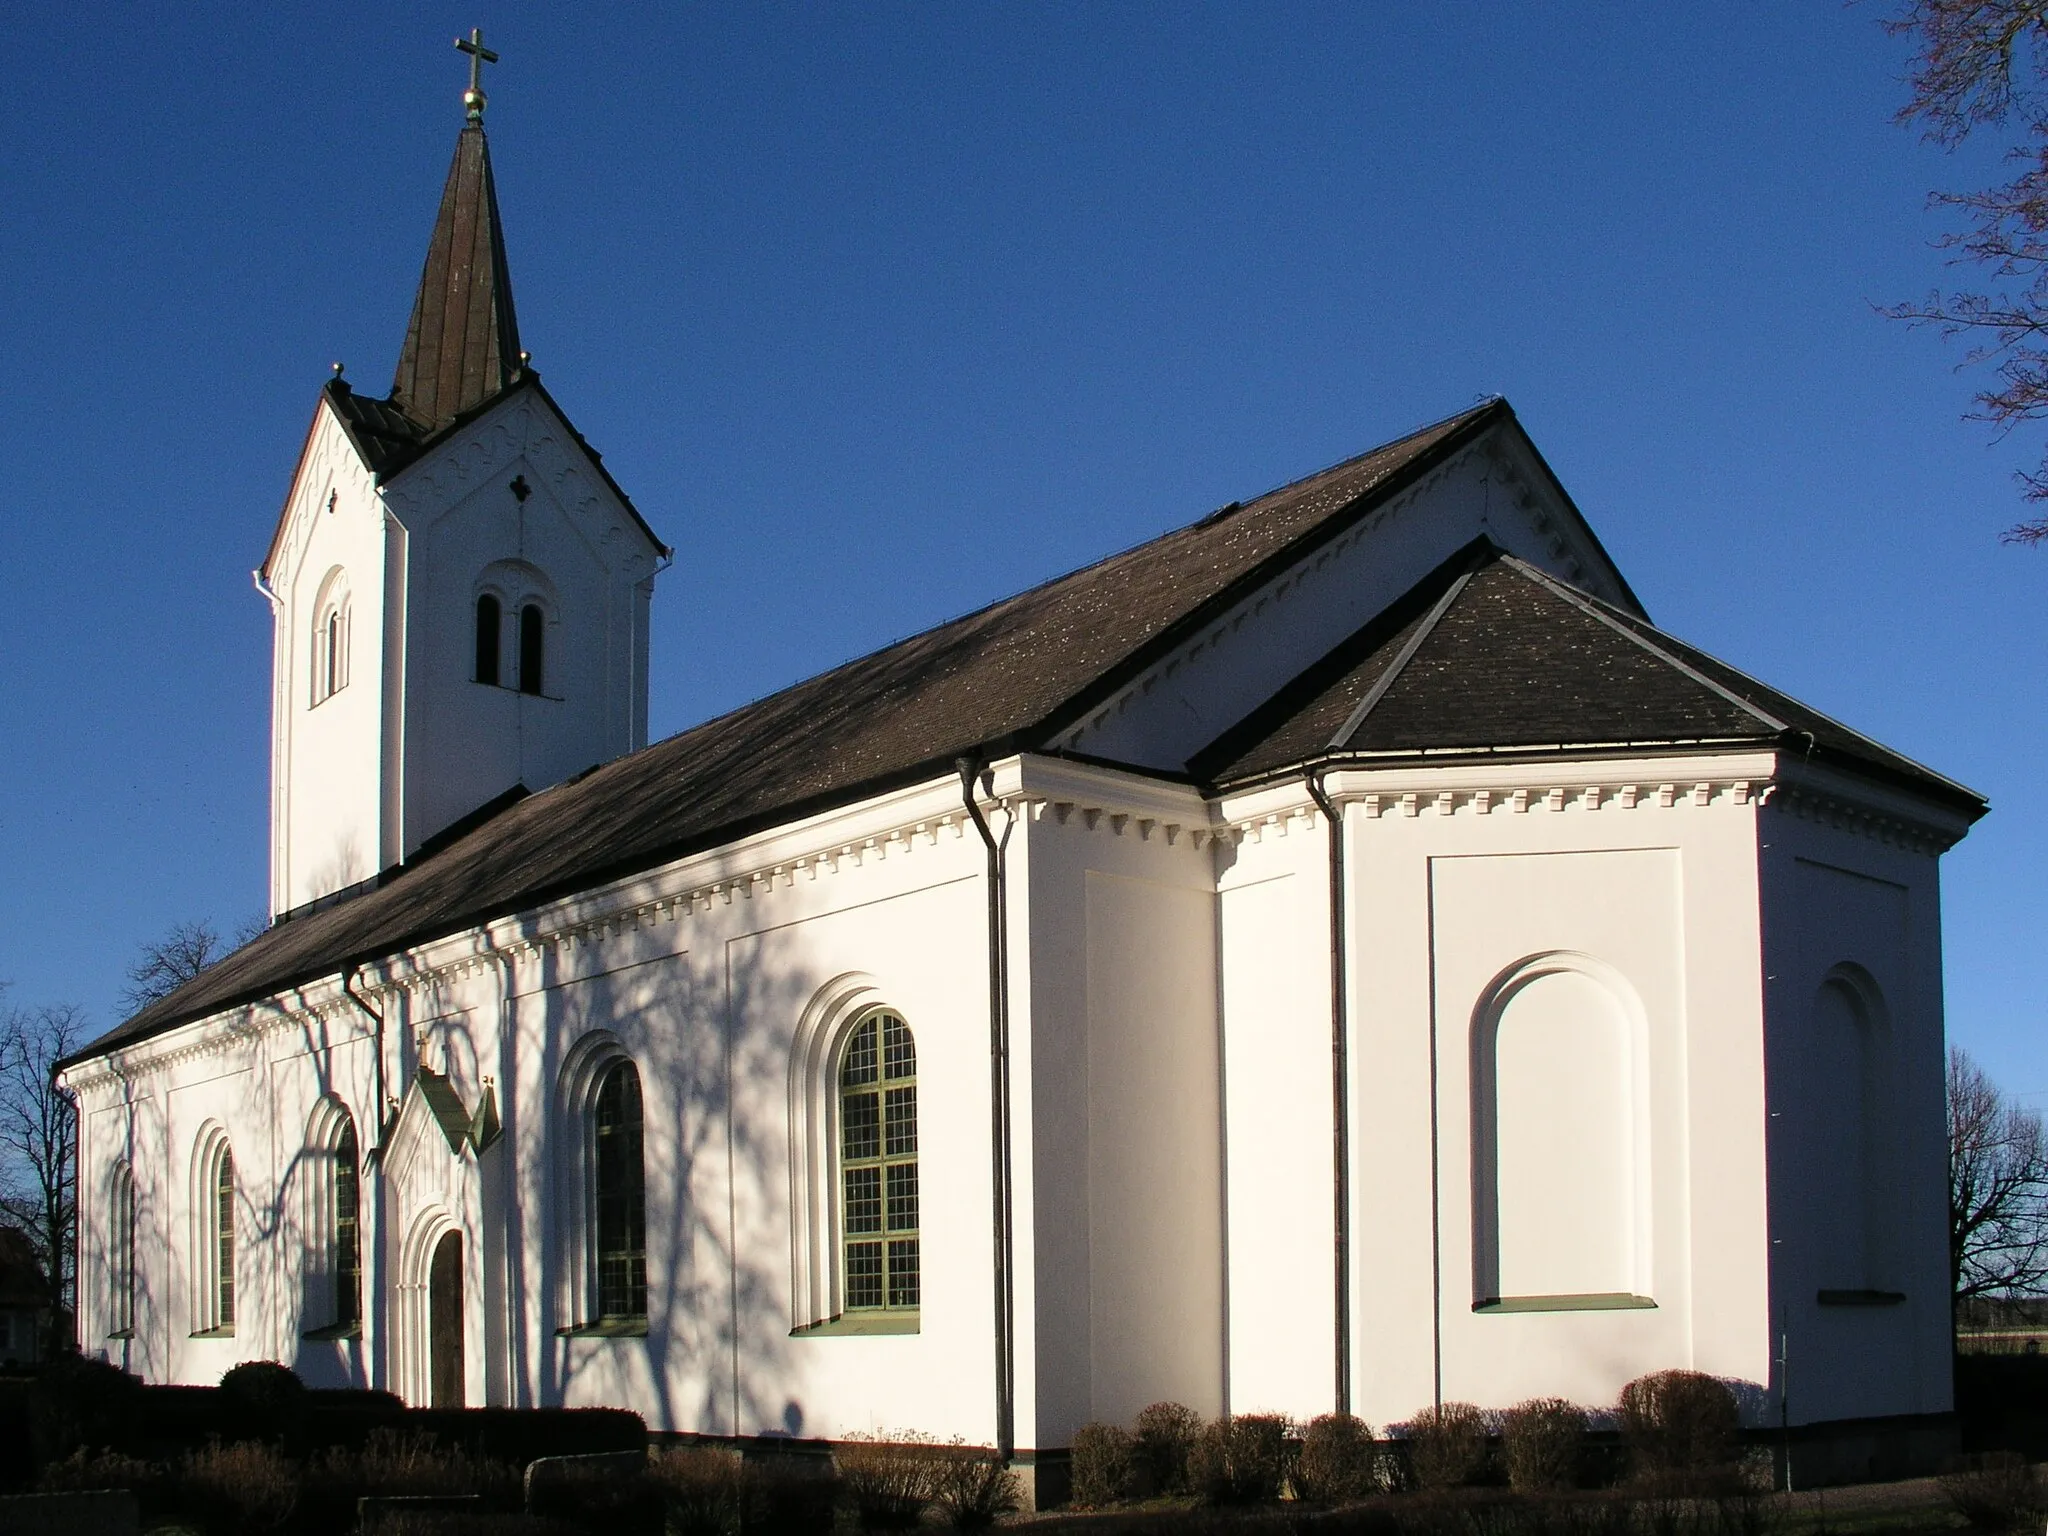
[593,1061,646,1322]
[474,594,501,686]
[108,1162,136,1338]
[194,1131,235,1335]
[311,585,350,705]
[840,1009,919,1313]
[519,603,545,696]
[334,1116,361,1327]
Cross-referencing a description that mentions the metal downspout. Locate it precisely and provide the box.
[958,756,1016,1460]
[1304,770,1351,1416]
[343,964,391,1155]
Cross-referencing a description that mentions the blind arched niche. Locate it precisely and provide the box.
[1471,952,1653,1312]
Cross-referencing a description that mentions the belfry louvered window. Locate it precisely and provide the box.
[840,1009,919,1313]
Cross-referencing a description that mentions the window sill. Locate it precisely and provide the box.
[1474,1293,1657,1314]
[189,1327,236,1339]
[791,1312,921,1337]
[1817,1289,1906,1307]
[302,1322,361,1341]
[556,1318,649,1338]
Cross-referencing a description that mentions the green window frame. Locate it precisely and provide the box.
[216,1146,236,1329]
[840,1009,919,1314]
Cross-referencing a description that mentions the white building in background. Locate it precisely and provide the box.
[60,65,1984,1492]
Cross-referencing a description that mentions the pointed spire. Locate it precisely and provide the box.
[390,119,523,432]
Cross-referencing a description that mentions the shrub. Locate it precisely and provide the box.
[1188,1414,1291,1504]
[646,1445,745,1536]
[1617,1371,1739,1493]
[744,1454,840,1536]
[303,1427,519,1514]
[37,1445,168,1499]
[1500,1398,1586,1493]
[219,1361,308,1445]
[1294,1413,1378,1503]
[1134,1401,1202,1495]
[29,1354,140,1464]
[181,1437,300,1532]
[1942,1453,2045,1533]
[1069,1422,1137,1506]
[836,1433,942,1531]
[929,1443,1021,1530]
[1403,1402,1489,1491]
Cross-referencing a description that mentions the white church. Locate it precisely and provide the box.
[60,58,1986,1488]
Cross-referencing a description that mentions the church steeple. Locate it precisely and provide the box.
[391,37,522,432]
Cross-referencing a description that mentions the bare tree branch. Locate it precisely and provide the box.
[1950,1046,2048,1298]
[119,920,225,1015]
[0,1001,81,1355]
[1888,0,2048,537]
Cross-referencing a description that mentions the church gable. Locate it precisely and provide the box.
[1196,543,1982,818]
[1049,409,1639,772]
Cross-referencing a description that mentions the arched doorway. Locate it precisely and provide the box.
[429,1230,464,1408]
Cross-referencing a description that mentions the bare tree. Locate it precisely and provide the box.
[119,919,225,1014]
[1886,0,2048,541]
[0,1000,81,1353]
[1950,1045,2048,1298]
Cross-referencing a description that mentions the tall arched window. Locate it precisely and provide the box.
[593,1061,647,1321]
[474,594,501,686]
[334,1116,361,1327]
[194,1130,236,1336]
[108,1163,136,1338]
[840,1009,919,1313]
[518,603,545,696]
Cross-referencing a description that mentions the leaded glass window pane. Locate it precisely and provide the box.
[334,1119,360,1327]
[594,1061,648,1321]
[840,1010,918,1313]
[217,1147,235,1328]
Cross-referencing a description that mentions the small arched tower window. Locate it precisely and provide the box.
[311,572,351,706]
[519,603,545,696]
[840,1009,920,1313]
[474,594,501,686]
[593,1060,646,1322]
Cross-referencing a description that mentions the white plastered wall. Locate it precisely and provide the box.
[1016,759,1225,1441]
[265,403,391,915]
[1217,754,1781,1428]
[1758,768,1960,1426]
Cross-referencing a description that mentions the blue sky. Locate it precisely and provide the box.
[2,6,2041,1094]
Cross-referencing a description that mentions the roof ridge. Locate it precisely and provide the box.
[1556,572,1987,804]
[1498,556,1791,734]
[1329,565,1477,749]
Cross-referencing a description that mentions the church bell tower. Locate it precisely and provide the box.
[256,36,668,920]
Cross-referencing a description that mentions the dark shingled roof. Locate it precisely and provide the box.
[1199,542,1988,816]
[72,399,1518,1066]
[392,122,522,433]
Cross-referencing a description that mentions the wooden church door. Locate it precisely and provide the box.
[429,1231,464,1408]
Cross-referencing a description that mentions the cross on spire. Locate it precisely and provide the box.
[456,28,498,124]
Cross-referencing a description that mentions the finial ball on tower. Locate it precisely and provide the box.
[455,28,499,124]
